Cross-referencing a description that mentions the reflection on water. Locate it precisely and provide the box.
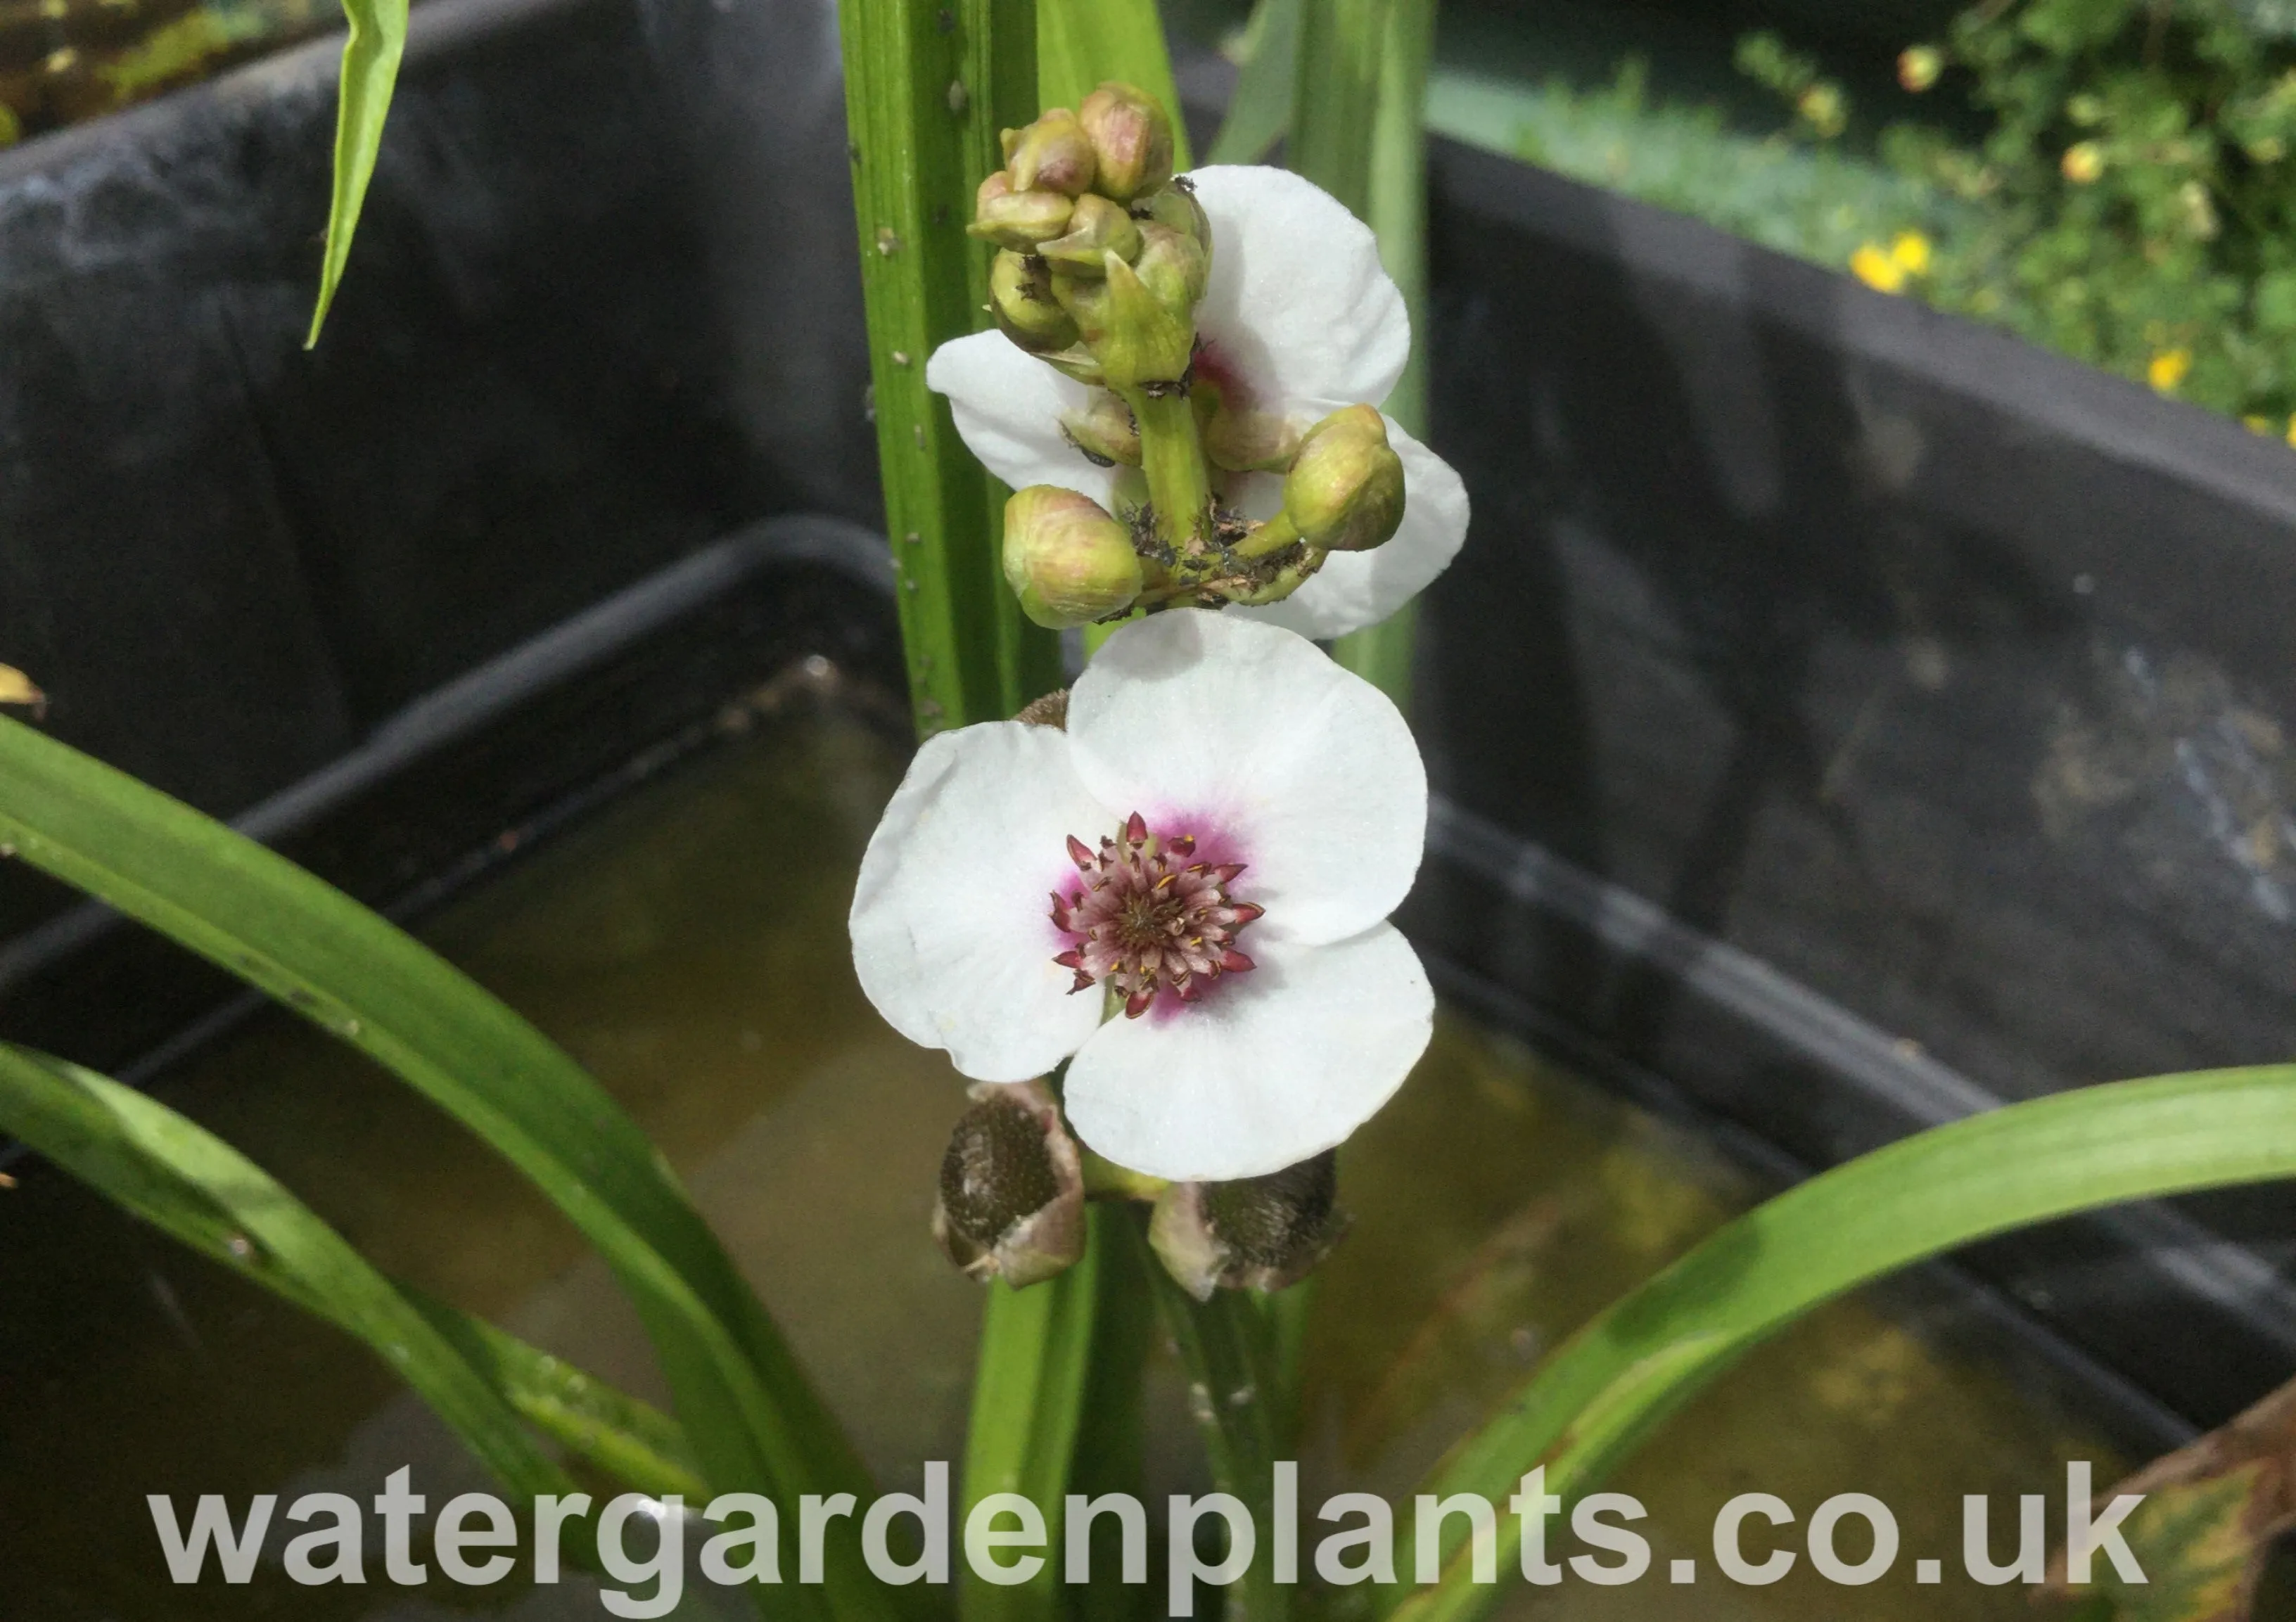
[0,696,2120,1618]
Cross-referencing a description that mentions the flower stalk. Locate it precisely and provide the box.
[1122,384,1219,559]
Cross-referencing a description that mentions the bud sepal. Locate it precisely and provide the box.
[933,1080,1088,1289]
[1147,1151,1347,1300]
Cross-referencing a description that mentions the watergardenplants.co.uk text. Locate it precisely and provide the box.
[145,1461,2150,1617]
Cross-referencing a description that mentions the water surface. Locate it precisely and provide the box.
[0,695,2122,1618]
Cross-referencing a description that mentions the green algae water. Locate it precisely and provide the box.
[0,695,2124,1618]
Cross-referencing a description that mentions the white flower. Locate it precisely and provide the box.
[926,166,1472,640]
[849,611,1434,1180]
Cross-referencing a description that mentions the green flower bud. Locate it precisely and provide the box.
[1282,404,1406,552]
[1007,107,1097,196]
[990,250,1079,353]
[1197,383,1300,473]
[1091,252,1194,391]
[969,170,1075,250]
[1078,82,1175,202]
[1002,485,1144,628]
[1135,181,1211,255]
[1059,390,1142,466]
[1148,1152,1346,1301]
[1039,193,1143,278]
[1051,267,1113,346]
[1131,222,1208,315]
[933,1080,1086,1289]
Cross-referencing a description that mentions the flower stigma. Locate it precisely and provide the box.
[1050,811,1263,1018]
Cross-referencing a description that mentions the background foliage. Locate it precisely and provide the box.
[1751,0,2296,426]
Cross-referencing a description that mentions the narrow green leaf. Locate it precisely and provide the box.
[305,0,409,346]
[1207,0,1301,165]
[839,0,1063,733]
[0,1043,579,1510]
[1321,0,1436,706]
[1038,0,1194,169]
[1385,1066,2296,1622]
[0,715,884,1622]
[409,1293,710,1502]
[959,1225,1102,1622]
[1288,0,1384,219]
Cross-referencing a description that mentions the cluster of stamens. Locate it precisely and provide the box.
[1050,812,1263,1017]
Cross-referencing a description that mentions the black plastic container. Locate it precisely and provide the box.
[2,0,2290,1460]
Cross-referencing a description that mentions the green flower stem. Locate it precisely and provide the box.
[962,1260,1099,1622]
[1227,511,1302,561]
[1081,1147,1171,1202]
[1122,385,1218,561]
[1128,1210,1291,1622]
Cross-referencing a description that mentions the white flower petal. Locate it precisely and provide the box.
[924,332,1122,509]
[1233,414,1471,639]
[1190,165,1410,414]
[1064,924,1433,1180]
[1066,613,1425,944]
[849,722,1112,1080]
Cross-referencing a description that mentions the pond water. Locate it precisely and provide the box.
[0,690,2126,1618]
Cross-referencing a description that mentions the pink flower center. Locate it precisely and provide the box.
[1049,812,1263,1018]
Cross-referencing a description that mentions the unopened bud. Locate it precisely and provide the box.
[1135,181,1211,255]
[1131,222,1208,314]
[969,171,1076,250]
[933,1080,1087,1288]
[1051,268,1112,346]
[1002,485,1143,628]
[1091,253,1194,390]
[1040,193,1143,277]
[1897,45,1941,93]
[1060,390,1142,466]
[1078,82,1174,202]
[1282,404,1406,552]
[1196,378,1299,473]
[991,250,1080,352]
[1007,107,1097,196]
[1149,1152,1346,1300]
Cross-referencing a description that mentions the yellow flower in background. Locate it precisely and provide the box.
[2285,415,2296,447]
[2147,349,2193,392]
[1851,233,1930,295]
[2247,414,2273,434]
[2062,141,2105,184]
[1851,243,1906,294]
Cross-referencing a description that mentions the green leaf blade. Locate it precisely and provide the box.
[306,0,409,346]
[838,0,1062,734]
[0,1042,579,1507]
[0,715,884,1620]
[1038,0,1192,169]
[1388,1066,2296,1622]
